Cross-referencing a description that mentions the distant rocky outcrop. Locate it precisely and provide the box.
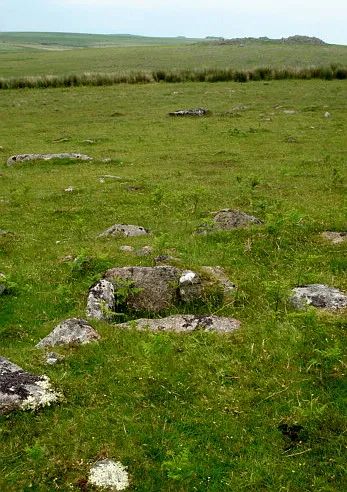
[169,108,209,117]
[0,357,61,415]
[7,153,92,166]
[213,35,326,45]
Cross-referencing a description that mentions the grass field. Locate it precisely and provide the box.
[0,77,346,490]
[0,37,347,79]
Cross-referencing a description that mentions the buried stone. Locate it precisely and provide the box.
[198,209,262,233]
[117,315,241,333]
[36,318,100,348]
[321,231,347,245]
[0,357,61,415]
[290,284,347,310]
[169,108,209,117]
[7,153,92,166]
[99,224,149,238]
[87,266,233,319]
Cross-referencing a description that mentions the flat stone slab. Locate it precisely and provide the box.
[99,224,149,237]
[7,153,92,166]
[169,108,209,116]
[290,284,347,310]
[87,266,235,318]
[36,318,100,347]
[89,459,129,491]
[0,357,61,415]
[118,315,241,333]
[321,231,347,245]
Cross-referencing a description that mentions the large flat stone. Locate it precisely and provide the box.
[117,315,241,333]
[36,318,100,347]
[7,153,92,166]
[0,357,61,415]
[290,284,347,310]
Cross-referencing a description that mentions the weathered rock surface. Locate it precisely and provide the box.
[99,224,149,238]
[87,280,115,320]
[212,209,263,230]
[290,284,347,310]
[321,231,347,245]
[7,153,92,166]
[118,315,241,333]
[169,108,209,117]
[0,357,61,415]
[88,265,234,318]
[0,273,6,295]
[36,318,100,348]
[89,459,129,491]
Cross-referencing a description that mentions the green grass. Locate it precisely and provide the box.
[0,80,346,491]
[0,40,346,79]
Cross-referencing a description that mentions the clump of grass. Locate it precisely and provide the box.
[0,65,346,90]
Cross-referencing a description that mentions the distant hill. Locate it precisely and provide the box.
[0,32,201,50]
[210,35,327,46]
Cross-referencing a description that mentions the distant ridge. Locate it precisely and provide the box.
[209,35,327,45]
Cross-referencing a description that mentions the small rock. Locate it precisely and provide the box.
[101,158,112,163]
[89,459,129,491]
[60,255,75,262]
[100,175,122,180]
[45,352,65,365]
[169,108,209,117]
[0,229,10,236]
[64,186,74,192]
[119,245,135,253]
[7,153,93,166]
[36,318,100,347]
[198,209,262,233]
[283,110,296,114]
[83,139,95,144]
[0,273,6,295]
[324,112,331,118]
[118,315,241,333]
[87,279,115,320]
[0,357,61,415]
[99,224,149,238]
[136,246,153,256]
[321,231,347,245]
[154,254,178,265]
[290,284,347,310]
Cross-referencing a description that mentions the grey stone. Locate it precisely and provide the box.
[45,352,65,365]
[0,357,61,415]
[118,315,241,333]
[99,224,149,238]
[290,284,347,310]
[154,254,178,265]
[119,245,135,253]
[89,459,129,491]
[283,110,296,114]
[87,280,115,320]
[36,318,100,348]
[324,111,331,118]
[104,266,181,313]
[136,246,153,256]
[212,209,262,231]
[7,153,92,166]
[169,108,209,117]
[178,270,203,303]
[321,231,347,245]
[0,273,6,295]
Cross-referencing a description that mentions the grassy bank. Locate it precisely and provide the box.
[0,80,346,490]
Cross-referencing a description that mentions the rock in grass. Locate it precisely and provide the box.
[36,318,100,348]
[169,108,209,116]
[0,273,6,295]
[87,279,115,320]
[7,153,92,166]
[0,357,61,415]
[201,266,236,294]
[88,266,235,318]
[99,224,149,238]
[212,209,263,230]
[290,284,347,310]
[117,315,241,333]
[45,352,65,365]
[321,231,347,245]
[88,459,129,491]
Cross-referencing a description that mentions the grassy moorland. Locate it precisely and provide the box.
[0,77,346,491]
[0,37,347,79]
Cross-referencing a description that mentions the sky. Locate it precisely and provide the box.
[1,0,346,45]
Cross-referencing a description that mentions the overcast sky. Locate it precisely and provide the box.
[1,0,346,45]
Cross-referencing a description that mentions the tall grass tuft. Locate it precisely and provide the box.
[0,65,346,90]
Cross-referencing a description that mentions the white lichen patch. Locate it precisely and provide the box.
[179,270,196,284]
[20,376,62,411]
[89,459,129,490]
